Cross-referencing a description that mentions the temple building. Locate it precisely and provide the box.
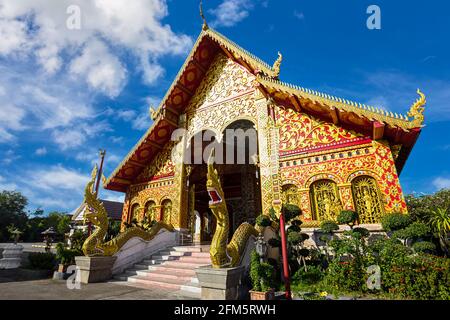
[104,23,425,238]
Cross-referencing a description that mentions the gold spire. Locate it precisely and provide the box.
[199,0,208,30]
[272,51,282,78]
[407,89,426,127]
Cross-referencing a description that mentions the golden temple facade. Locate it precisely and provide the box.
[105,25,425,233]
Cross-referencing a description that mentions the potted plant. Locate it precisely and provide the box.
[55,242,79,273]
[249,250,276,300]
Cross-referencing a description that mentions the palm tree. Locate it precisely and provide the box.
[428,207,450,256]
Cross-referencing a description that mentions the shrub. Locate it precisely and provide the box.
[381,213,411,231]
[293,265,324,285]
[249,250,276,292]
[337,210,358,228]
[250,250,261,291]
[393,221,431,242]
[256,215,272,228]
[55,242,81,265]
[268,238,281,248]
[287,225,301,233]
[28,252,56,270]
[288,232,309,245]
[283,204,302,222]
[412,241,437,254]
[352,227,370,238]
[320,220,339,234]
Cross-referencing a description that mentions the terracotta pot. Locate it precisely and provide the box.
[249,290,275,300]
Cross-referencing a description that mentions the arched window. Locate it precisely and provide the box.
[310,179,342,221]
[282,184,299,206]
[130,203,140,224]
[161,199,173,225]
[145,200,157,222]
[351,176,384,223]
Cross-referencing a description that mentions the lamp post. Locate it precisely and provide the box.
[255,233,267,263]
[41,227,56,253]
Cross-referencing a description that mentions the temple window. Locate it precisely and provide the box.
[145,200,157,221]
[351,175,384,224]
[130,203,140,224]
[309,179,342,221]
[161,199,173,225]
[282,184,299,207]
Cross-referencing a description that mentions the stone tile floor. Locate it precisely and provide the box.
[0,270,198,300]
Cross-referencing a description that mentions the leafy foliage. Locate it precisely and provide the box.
[55,242,81,265]
[337,210,358,228]
[412,241,437,254]
[256,214,272,228]
[381,213,411,231]
[320,220,339,234]
[0,191,28,242]
[28,252,57,270]
[293,265,324,285]
[249,250,276,292]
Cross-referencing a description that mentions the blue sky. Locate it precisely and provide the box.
[0,0,449,214]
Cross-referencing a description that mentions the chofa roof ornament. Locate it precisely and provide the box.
[272,51,282,78]
[407,89,426,127]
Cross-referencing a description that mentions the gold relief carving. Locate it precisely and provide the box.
[276,106,362,152]
[187,93,257,138]
[281,184,299,207]
[137,142,176,182]
[310,180,342,221]
[281,141,407,222]
[351,176,385,223]
[338,185,354,211]
[187,53,255,111]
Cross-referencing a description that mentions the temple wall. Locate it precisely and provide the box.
[121,142,179,230]
[275,105,407,226]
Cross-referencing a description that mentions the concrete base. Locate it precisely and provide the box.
[196,265,245,300]
[75,256,117,284]
[0,244,23,269]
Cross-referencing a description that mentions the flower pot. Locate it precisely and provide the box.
[249,290,275,300]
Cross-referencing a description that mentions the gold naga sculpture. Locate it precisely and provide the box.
[82,177,174,257]
[407,89,426,127]
[206,149,261,268]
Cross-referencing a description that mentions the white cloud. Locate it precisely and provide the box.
[35,147,47,156]
[101,189,125,203]
[69,40,127,97]
[432,177,450,190]
[0,175,18,191]
[0,103,26,142]
[24,165,89,192]
[209,0,254,27]
[0,0,192,86]
[132,96,160,130]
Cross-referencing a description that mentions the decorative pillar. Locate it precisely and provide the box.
[173,113,189,230]
[255,93,273,215]
[338,183,354,210]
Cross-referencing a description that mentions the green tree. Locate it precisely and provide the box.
[0,191,28,242]
[428,207,450,256]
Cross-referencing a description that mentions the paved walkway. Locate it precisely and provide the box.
[0,270,197,300]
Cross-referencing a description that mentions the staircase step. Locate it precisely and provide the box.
[133,270,195,282]
[126,275,200,291]
[162,260,210,269]
[159,250,210,258]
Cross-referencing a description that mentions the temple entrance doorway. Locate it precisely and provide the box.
[187,120,262,242]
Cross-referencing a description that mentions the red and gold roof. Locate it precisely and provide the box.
[104,25,426,192]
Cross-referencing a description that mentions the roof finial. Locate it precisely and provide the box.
[407,89,426,127]
[199,0,208,30]
[272,51,282,78]
[149,104,158,121]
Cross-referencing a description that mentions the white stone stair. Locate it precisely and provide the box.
[113,245,210,298]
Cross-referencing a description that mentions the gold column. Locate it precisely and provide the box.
[255,93,274,215]
[173,113,189,229]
